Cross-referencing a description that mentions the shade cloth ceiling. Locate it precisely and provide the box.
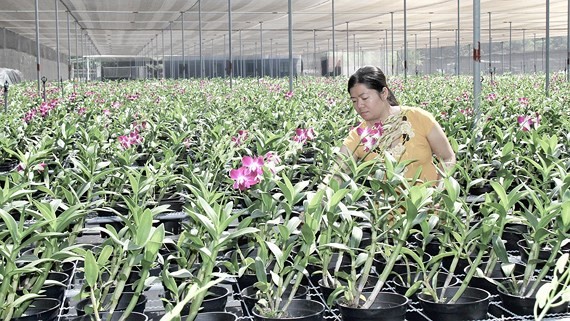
[0,0,568,58]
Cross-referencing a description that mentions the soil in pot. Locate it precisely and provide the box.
[12,298,61,321]
[497,280,568,316]
[241,284,308,314]
[337,292,408,321]
[252,299,325,321]
[417,286,490,321]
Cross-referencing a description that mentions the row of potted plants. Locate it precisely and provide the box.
[0,73,569,321]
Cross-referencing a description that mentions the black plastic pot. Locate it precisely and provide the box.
[163,285,230,315]
[241,284,308,314]
[252,299,325,321]
[466,262,526,296]
[0,158,18,172]
[417,286,490,321]
[68,312,148,321]
[193,312,238,321]
[502,223,527,251]
[391,271,460,300]
[497,280,568,316]
[12,298,61,321]
[337,292,408,321]
[318,275,379,304]
[76,293,147,315]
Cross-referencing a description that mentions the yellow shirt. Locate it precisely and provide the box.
[342,106,439,183]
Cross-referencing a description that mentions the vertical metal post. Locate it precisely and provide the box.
[353,34,356,70]
[34,0,41,95]
[55,0,61,87]
[199,0,204,78]
[473,0,481,128]
[228,0,233,85]
[313,30,317,76]
[391,12,394,75]
[66,12,71,80]
[501,41,504,73]
[488,12,492,74]
[568,0,570,81]
[457,0,460,75]
[212,39,215,78]
[260,22,264,77]
[74,22,78,83]
[534,33,537,73]
[313,29,317,76]
[239,29,243,77]
[181,12,185,79]
[546,0,550,96]
[270,39,273,77]
[331,0,336,76]
[161,30,165,78]
[3,81,8,113]
[403,0,407,80]
[522,29,526,73]
[169,22,173,79]
[288,0,293,91]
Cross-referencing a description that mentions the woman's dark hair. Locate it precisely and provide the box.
[348,65,399,106]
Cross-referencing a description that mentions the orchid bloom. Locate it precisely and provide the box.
[293,128,316,144]
[231,130,249,146]
[230,167,258,191]
[357,122,384,152]
[518,97,529,106]
[517,113,540,131]
[35,162,46,172]
[284,91,294,99]
[242,156,265,179]
[264,152,281,174]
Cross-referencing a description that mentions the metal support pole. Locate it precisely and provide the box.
[523,29,526,73]
[212,39,215,77]
[473,0,481,129]
[313,29,317,76]
[66,11,71,80]
[546,0,550,96]
[260,22,264,77]
[74,22,78,83]
[331,0,336,76]
[55,0,61,88]
[228,0,233,86]
[170,22,173,79]
[3,81,8,113]
[181,12,185,79]
[34,0,41,95]
[403,0,407,80]
[457,0,460,75]
[199,0,204,78]
[239,30,243,77]
[501,41,504,73]
[568,0,570,81]
[288,0,293,91]
[162,30,165,78]
[488,12,492,75]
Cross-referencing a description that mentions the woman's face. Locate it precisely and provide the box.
[349,83,387,123]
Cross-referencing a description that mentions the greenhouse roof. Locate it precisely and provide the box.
[0,0,568,57]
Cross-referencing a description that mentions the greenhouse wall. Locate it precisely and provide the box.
[0,27,70,83]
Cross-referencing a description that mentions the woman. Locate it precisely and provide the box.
[340,66,455,184]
